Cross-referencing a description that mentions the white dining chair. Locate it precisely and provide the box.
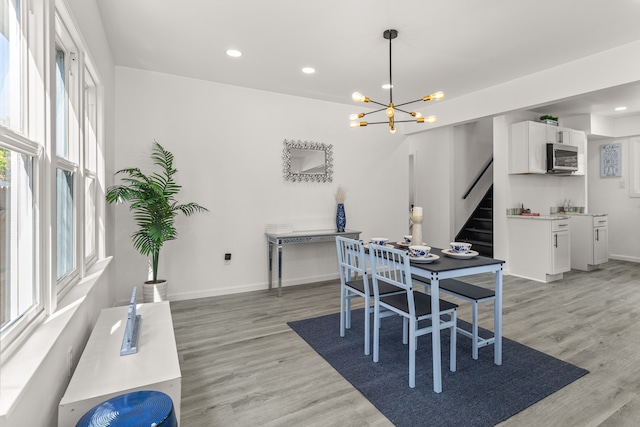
[335,236,404,355]
[369,243,458,388]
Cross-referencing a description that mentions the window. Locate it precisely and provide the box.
[83,69,97,261]
[54,16,80,292]
[0,146,37,342]
[0,0,105,353]
[0,0,23,132]
[56,167,74,280]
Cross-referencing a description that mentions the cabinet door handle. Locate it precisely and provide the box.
[554,234,558,248]
[558,224,569,227]
[596,229,599,241]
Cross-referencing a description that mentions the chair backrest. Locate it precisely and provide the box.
[369,243,416,312]
[335,236,367,286]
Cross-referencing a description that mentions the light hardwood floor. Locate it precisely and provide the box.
[170,260,640,426]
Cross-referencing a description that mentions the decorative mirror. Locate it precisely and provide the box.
[282,139,333,182]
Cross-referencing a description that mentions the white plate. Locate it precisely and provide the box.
[409,254,440,263]
[396,241,426,247]
[441,249,479,259]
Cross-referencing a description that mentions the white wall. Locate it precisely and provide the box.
[407,118,493,249]
[408,126,455,248]
[588,137,640,262]
[453,119,493,232]
[113,67,410,303]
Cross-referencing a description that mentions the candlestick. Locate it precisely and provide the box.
[411,206,424,245]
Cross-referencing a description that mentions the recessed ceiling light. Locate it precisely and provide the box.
[614,106,627,111]
[382,84,393,90]
[226,49,242,58]
[302,67,315,74]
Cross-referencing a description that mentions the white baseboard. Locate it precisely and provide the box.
[166,272,341,302]
[609,254,640,263]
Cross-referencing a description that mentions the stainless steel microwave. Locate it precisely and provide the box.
[546,143,578,173]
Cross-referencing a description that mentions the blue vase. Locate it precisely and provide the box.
[336,203,346,232]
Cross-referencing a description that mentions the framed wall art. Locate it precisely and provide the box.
[600,143,622,177]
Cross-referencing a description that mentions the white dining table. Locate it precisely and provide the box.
[406,246,505,393]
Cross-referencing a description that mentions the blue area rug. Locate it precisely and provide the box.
[288,309,588,427]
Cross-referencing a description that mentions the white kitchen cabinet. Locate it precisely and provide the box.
[507,216,571,282]
[570,214,608,271]
[510,121,586,175]
[568,129,586,176]
[546,125,571,145]
[552,226,571,274]
[509,121,547,174]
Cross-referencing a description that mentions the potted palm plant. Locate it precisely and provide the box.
[106,141,208,302]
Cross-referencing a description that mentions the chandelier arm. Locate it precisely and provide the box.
[365,120,396,125]
[363,107,388,115]
[394,107,416,116]
[366,99,388,108]
[393,119,426,124]
[394,98,425,108]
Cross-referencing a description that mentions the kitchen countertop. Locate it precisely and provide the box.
[552,212,607,217]
[507,215,570,220]
[507,213,607,220]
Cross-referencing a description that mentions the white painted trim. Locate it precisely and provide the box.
[162,273,341,304]
[609,254,640,263]
[629,138,640,197]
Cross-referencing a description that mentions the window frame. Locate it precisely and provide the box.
[0,129,42,352]
[0,0,105,356]
[53,11,81,297]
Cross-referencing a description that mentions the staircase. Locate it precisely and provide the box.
[455,185,493,257]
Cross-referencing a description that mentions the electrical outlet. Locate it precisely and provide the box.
[224,253,231,265]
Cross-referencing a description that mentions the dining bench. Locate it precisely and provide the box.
[412,276,496,359]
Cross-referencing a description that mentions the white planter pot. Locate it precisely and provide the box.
[143,280,168,303]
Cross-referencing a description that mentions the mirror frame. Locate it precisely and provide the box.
[282,139,333,182]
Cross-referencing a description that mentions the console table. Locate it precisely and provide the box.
[266,229,361,297]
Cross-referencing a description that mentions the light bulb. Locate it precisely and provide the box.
[390,126,396,134]
[352,92,369,103]
[423,91,444,102]
[350,121,367,128]
[417,115,437,124]
[386,105,394,118]
[411,112,423,118]
[349,113,364,120]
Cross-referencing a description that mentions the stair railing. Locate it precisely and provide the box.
[462,157,493,200]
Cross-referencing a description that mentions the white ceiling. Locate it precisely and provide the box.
[96,0,640,118]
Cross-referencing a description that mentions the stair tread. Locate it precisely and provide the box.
[464,228,493,234]
[459,239,493,247]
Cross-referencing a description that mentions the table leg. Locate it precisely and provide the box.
[277,244,283,298]
[268,241,273,291]
[430,274,442,393]
[494,267,503,365]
